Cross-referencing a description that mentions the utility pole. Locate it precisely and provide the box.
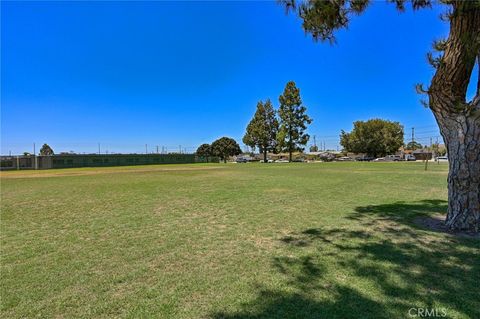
[33,143,37,170]
[313,135,317,148]
[98,143,101,155]
[179,145,182,154]
[411,127,415,144]
[145,144,148,154]
[156,145,159,154]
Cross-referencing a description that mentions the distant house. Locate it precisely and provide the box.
[412,149,433,161]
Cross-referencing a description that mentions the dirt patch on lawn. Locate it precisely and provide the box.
[414,214,480,239]
[0,165,225,179]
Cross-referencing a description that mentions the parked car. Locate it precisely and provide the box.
[318,153,336,162]
[275,159,289,163]
[293,158,306,162]
[385,155,401,161]
[436,156,448,162]
[259,159,274,163]
[405,154,416,161]
[356,156,375,162]
[337,156,353,161]
[373,157,385,162]
[236,157,248,163]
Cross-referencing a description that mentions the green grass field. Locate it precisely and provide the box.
[1,162,478,318]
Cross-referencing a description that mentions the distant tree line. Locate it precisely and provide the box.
[196,137,241,163]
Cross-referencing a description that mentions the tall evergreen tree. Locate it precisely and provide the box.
[279,0,480,232]
[39,143,54,155]
[243,99,279,162]
[277,81,312,162]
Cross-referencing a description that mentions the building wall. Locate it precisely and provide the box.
[0,156,35,170]
[0,154,218,170]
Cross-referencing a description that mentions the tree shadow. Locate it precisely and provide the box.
[211,200,480,319]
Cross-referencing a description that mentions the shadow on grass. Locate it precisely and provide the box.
[211,200,479,319]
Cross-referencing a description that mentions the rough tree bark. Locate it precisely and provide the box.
[428,1,480,232]
[435,112,480,231]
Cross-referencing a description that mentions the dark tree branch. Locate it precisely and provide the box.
[428,1,480,114]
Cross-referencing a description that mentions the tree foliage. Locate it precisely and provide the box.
[280,0,432,43]
[243,99,279,161]
[340,119,404,157]
[277,81,313,161]
[405,141,423,150]
[196,144,212,157]
[211,137,242,163]
[39,143,54,156]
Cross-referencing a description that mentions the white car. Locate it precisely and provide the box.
[373,157,385,162]
[405,154,416,161]
[275,159,289,163]
[385,155,402,161]
[436,156,448,162]
[259,159,274,163]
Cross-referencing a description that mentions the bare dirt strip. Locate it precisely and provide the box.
[0,165,225,179]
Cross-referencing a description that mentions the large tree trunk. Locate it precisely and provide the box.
[428,1,480,232]
[435,113,480,232]
[288,131,293,162]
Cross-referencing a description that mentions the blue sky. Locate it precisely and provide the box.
[2,1,474,155]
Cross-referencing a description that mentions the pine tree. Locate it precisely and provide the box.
[277,81,312,162]
[243,99,279,162]
[39,143,54,156]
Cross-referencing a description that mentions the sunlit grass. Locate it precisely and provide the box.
[1,162,477,318]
